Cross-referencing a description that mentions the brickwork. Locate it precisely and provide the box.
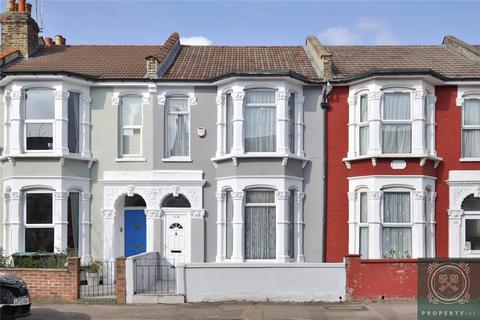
[0,257,80,303]
[0,10,39,57]
[115,256,126,304]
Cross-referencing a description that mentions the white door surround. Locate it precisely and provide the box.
[101,170,205,263]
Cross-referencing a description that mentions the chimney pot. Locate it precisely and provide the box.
[54,35,63,46]
[60,36,66,45]
[17,0,26,12]
[44,37,53,47]
[7,0,16,12]
[25,3,32,15]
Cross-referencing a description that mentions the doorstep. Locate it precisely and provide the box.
[130,294,185,304]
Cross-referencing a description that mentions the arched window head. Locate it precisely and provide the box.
[162,194,191,208]
[125,194,146,207]
[462,194,480,211]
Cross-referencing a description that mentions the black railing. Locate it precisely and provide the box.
[80,260,116,298]
[134,258,176,294]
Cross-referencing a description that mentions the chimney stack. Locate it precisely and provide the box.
[25,3,32,16]
[54,35,63,46]
[44,37,53,47]
[17,0,25,12]
[7,0,15,12]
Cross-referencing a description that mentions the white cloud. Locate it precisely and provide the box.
[180,36,212,46]
[318,17,400,45]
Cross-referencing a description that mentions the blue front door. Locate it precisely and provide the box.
[124,210,146,257]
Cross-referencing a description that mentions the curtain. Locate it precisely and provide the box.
[166,98,189,157]
[383,192,410,223]
[245,190,276,259]
[25,89,55,120]
[383,93,410,120]
[360,192,368,223]
[246,91,276,104]
[226,94,234,153]
[382,124,411,153]
[462,130,480,158]
[464,99,480,125]
[245,107,276,152]
[68,92,80,153]
[288,94,296,153]
[360,95,368,122]
[121,96,142,125]
[68,192,80,256]
[359,126,369,155]
[382,228,412,258]
[225,191,233,259]
[122,128,141,155]
[359,227,369,258]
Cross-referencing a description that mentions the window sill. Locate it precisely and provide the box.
[116,157,147,162]
[211,153,309,168]
[460,158,480,162]
[162,157,192,163]
[0,153,97,168]
[342,154,442,169]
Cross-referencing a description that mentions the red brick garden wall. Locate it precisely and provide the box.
[0,257,80,303]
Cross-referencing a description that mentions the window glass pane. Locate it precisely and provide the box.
[288,190,295,259]
[161,194,191,208]
[121,96,142,126]
[288,94,296,153]
[246,190,275,204]
[122,128,141,155]
[166,114,189,157]
[25,89,55,119]
[25,228,54,252]
[167,97,188,112]
[226,94,234,154]
[68,92,80,154]
[26,193,52,224]
[360,192,368,223]
[383,93,410,120]
[382,124,411,153]
[246,91,275,104]
[461,194,480,211]
[359,126,369,156]
[245,206,276,259]
[360,227,369,258]
[26,123,53,150]
[125,194,146,207]
[466,219,480,250]
[462,129,480,158]
[225,191,233,259]
[383,192,410,223]
[382,227,412,258]
[67,192,80,256]
[360,95,368,122]
[245,106,276,152]
[464,99,480,126]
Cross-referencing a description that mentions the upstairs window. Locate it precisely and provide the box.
[382,93,411,154]
[244,90,276,152]
[165,97,190,158]
[68,92,80,154]
[25,89,55,151]
[288,93,296,153]
[462,99,480,158]
[358,95,369,156]
[225,93,234,154]
[119,95,143,157]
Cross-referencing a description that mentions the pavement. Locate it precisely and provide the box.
[26,301,417,320]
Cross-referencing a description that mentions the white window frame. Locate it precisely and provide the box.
[164,95,191,161]
[461,98,480,160]
[67,91,81,155]
[357,190,369,258]
[23,190,55,252]
[224,92,234,155]
[288,93,296,154]
[462,214,480,257]
[119,95,143,158]
[24,88,55,153]
[357,94,369,156]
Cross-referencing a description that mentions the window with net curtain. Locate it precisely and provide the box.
[244,189,276,259]
[359,192,369,258]
[244,90,276,152]
[382,93,411,154]
[225,94,234,154]
[120,95,142,156]
[25,89,55,151]
[288,94,296,154]
[359,95,369,156]
[461,195,480,251]
[462,99,480,158]
[166,97,190,157]
[225,190,233,259]
[382,192,412,259]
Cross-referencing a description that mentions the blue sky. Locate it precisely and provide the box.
[2,1,479,46]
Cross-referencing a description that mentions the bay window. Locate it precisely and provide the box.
[25,192,54,252]
[119,95,143,157]
[462,99,480,158]
[382,93,411,154]
[382,192,412,259]
[244,90,276,152]
[25,89,55,151]
[165,96,190,158]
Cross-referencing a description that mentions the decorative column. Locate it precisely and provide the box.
[8,192,21,254]
[231,90,245,155]
[295,191,305,262]
[216,95,225,158]
[80,192,92,265]
[448,209,463,258]
[8,90,22,155]
[80,96,92,158]
[215,192,226,262]
[3,91,11,155]
[428,94,437,156]
[367,92,382,156]
[145,209,162,252]
[53,192,68,252]
[368,191,382,259]
[276,191,290,262]
[102,209,116,262]
[412,90,427,155]
[412,191,426,258]
[427,192,437,257]
[347,96,357,158]
[295,95,305,157]
[347,192,357,254]
[276,91,289,154]
[231,191,244,262]
[54,90,70,155]
[2,193,11,255]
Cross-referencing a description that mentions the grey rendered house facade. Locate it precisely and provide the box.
[0,4,330,275]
